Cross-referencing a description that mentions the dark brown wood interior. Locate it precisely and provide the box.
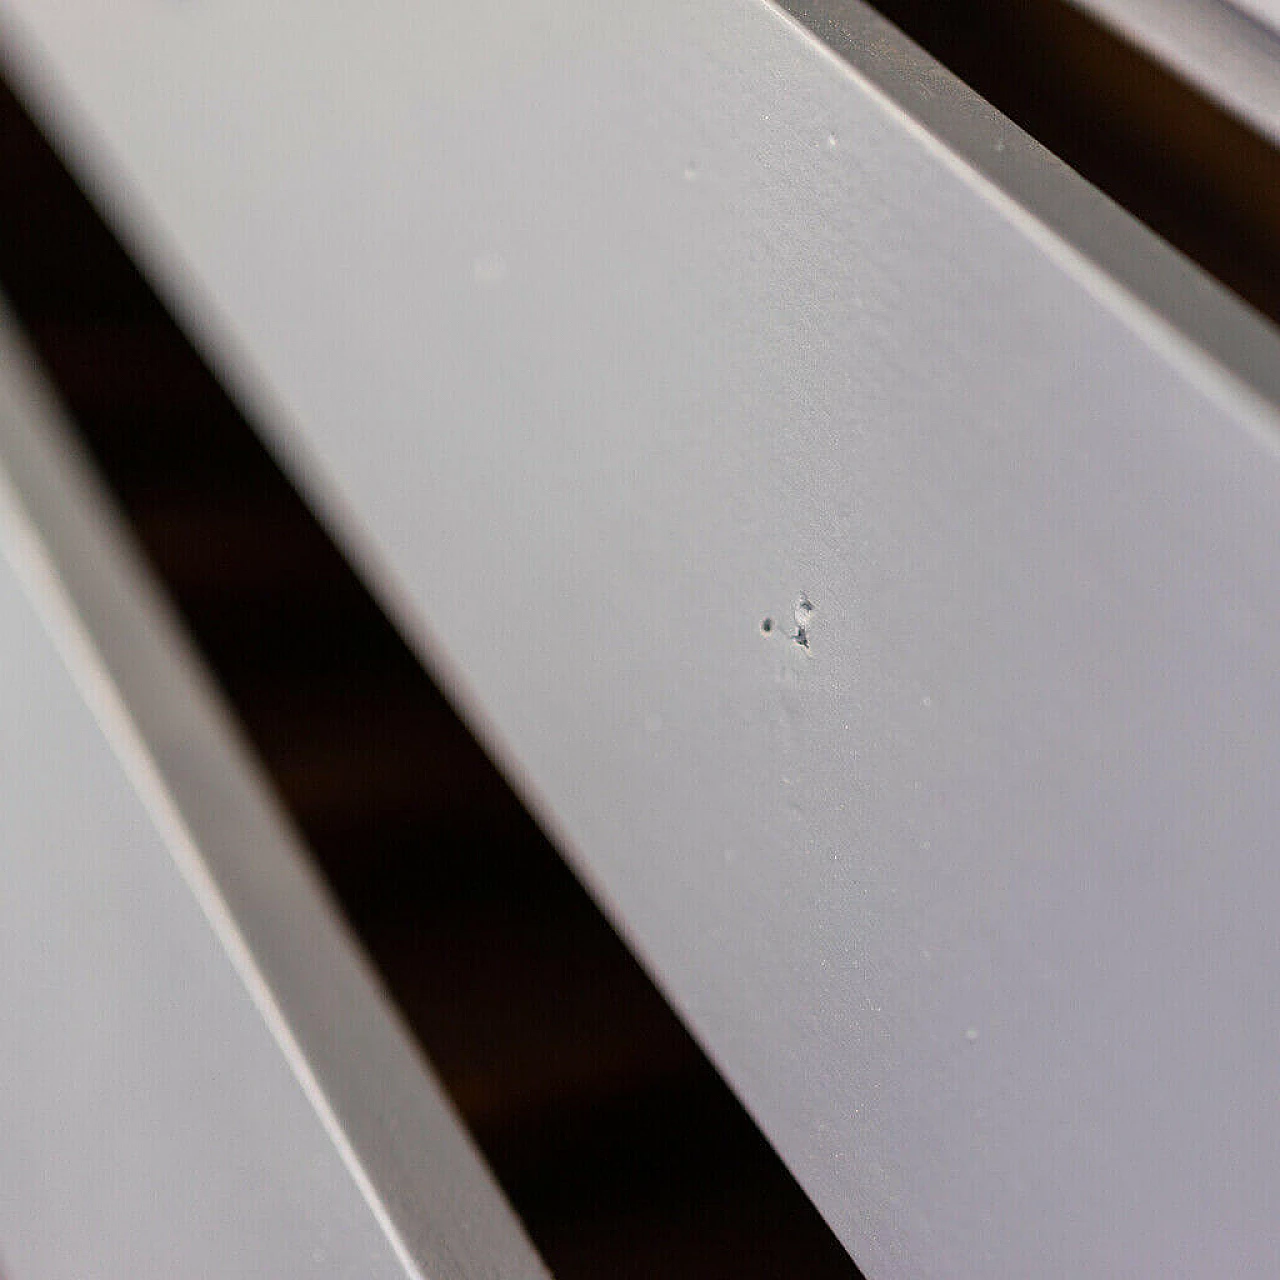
[867,0,1280,326]
[0,73,859,1280]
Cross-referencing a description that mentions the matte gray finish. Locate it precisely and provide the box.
[0,575,403,1280]
[1230,0,1280,36]
[0,353,405,1277]
[2,3,1279,1276]
[0,310,551,1280]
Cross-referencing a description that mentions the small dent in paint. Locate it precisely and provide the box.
[792,594,814,649]
[760,595,814,650]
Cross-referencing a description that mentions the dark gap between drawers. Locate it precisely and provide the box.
[824,0,1280,327]
[0,74,861,1280]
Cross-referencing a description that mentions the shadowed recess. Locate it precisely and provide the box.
[0,71,860,1280]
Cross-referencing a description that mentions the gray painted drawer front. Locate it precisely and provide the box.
[0,311,550,1280]
[1,3,1279,1275]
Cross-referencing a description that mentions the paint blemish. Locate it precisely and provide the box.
[791,594,814,649]
[760,595,815,650]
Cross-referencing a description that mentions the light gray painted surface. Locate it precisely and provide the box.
[1,3,1279,1276]
[0,582,410,1280]
[0,368,406,1278]
[1228,0,1280,36]
[0,312,551,1279]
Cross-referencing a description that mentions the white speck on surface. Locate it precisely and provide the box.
[965,1027,980,1043]
[643,712,663,733]
[472,252,507,285]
